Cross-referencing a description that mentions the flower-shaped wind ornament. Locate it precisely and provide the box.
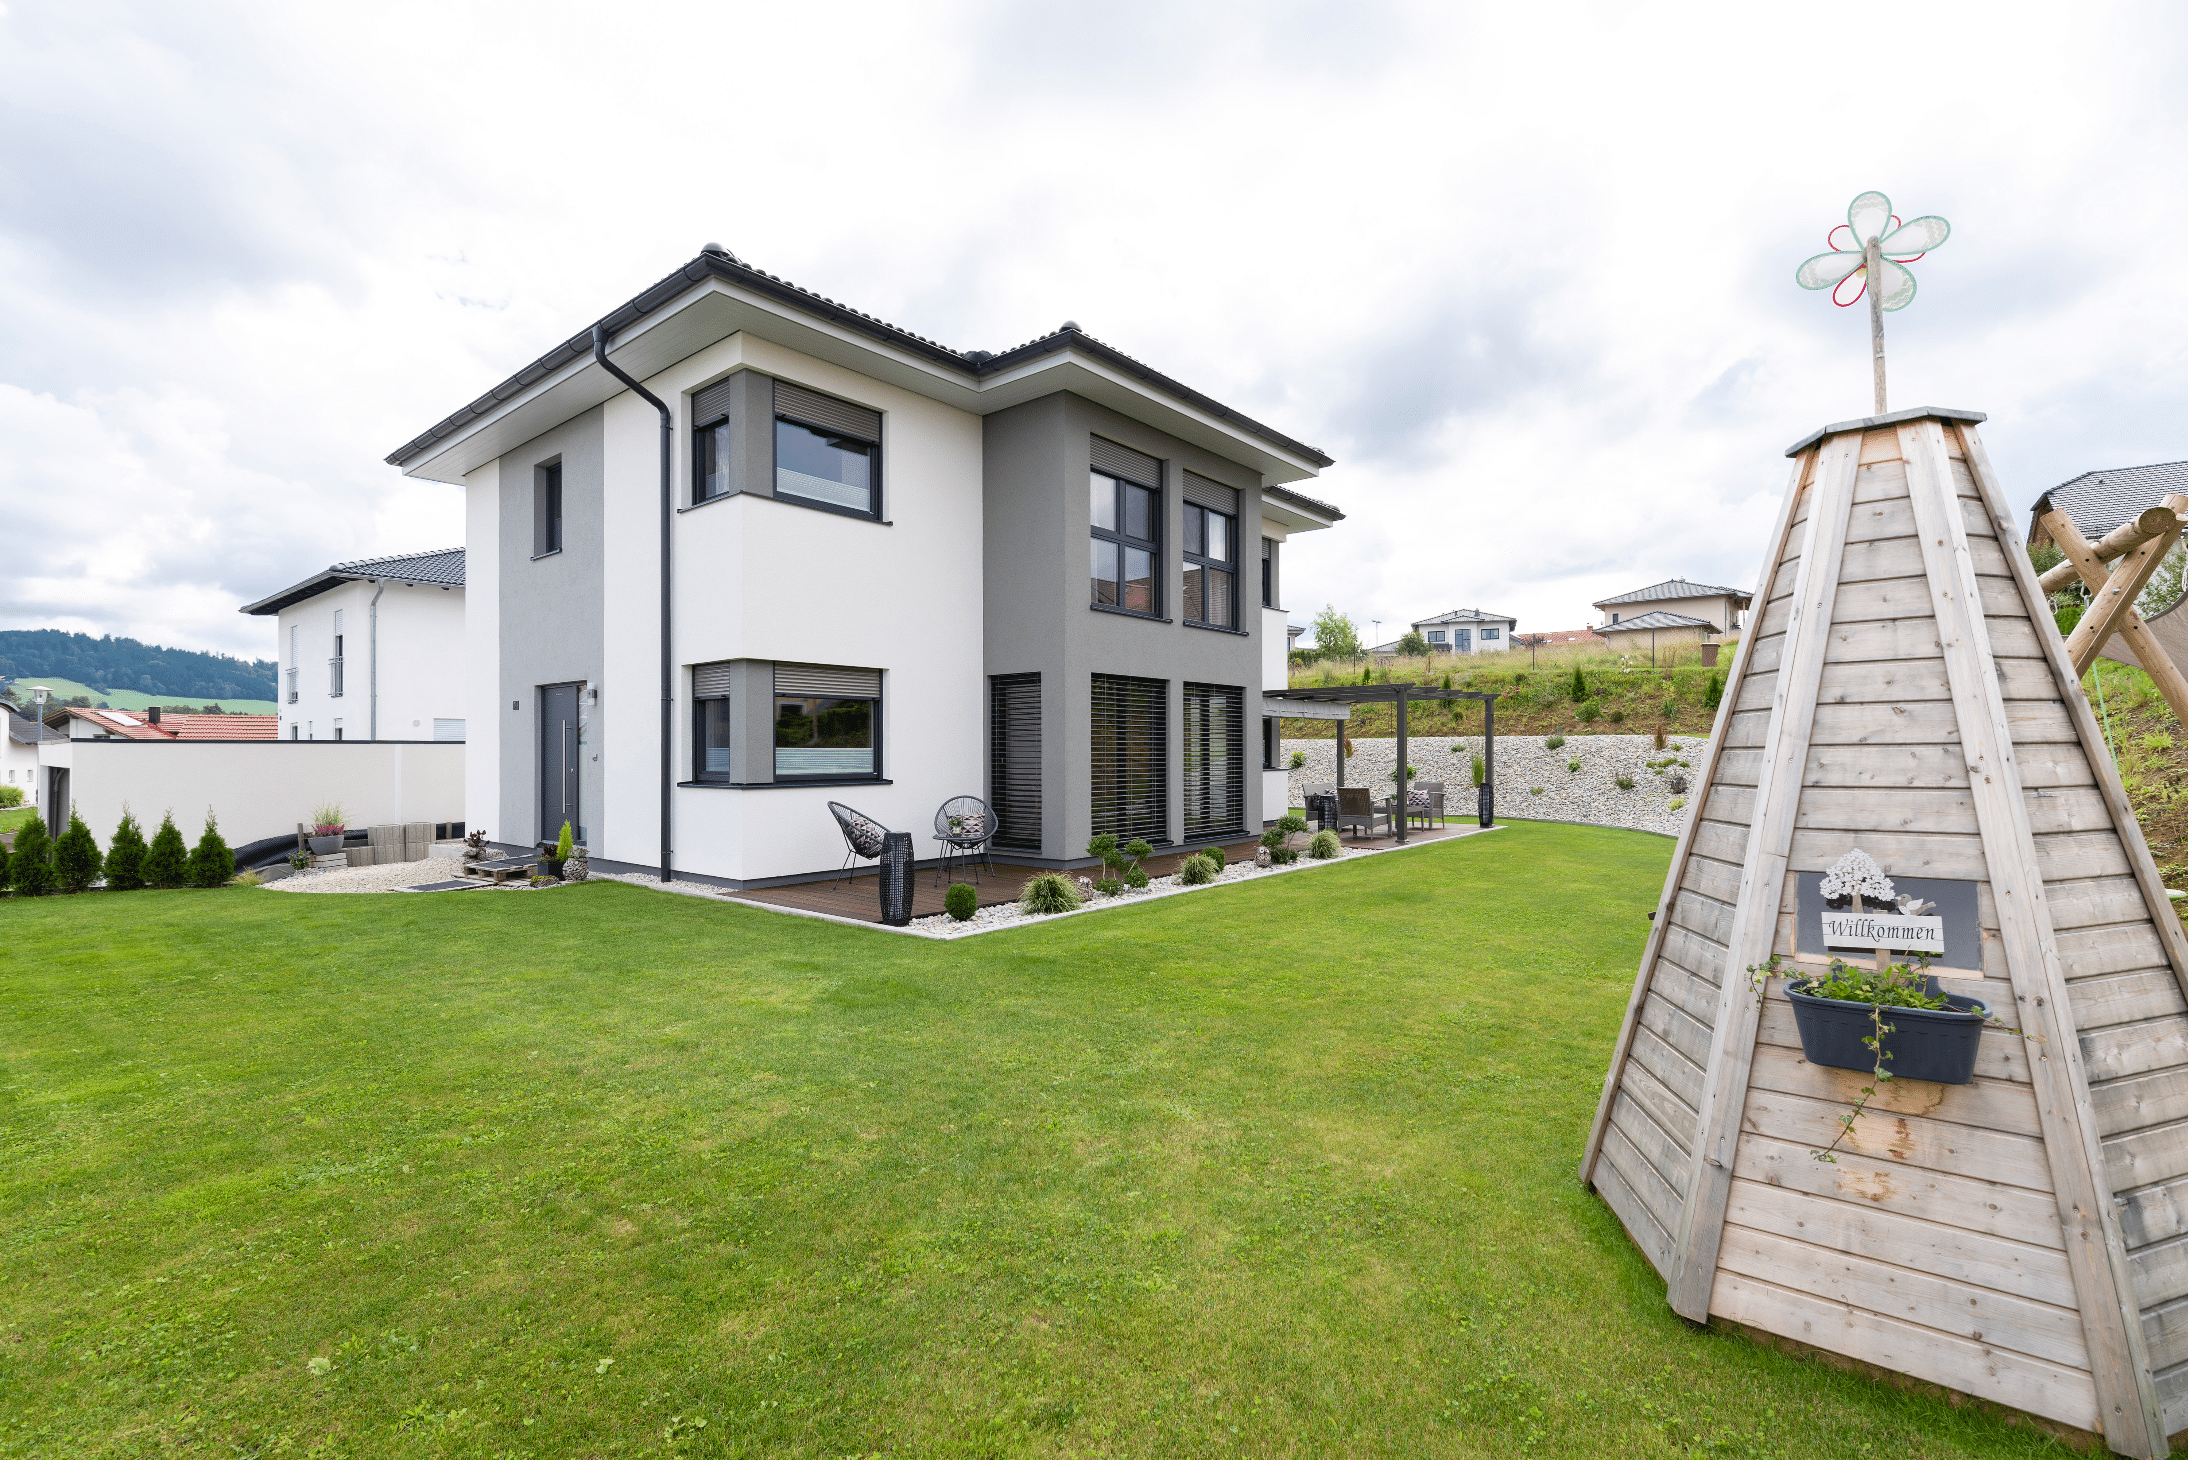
[1795,191,1950,414]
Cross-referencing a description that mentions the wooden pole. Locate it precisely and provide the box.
[1866,237,1887,413]
[2036,505,2180,596]
[2041,503,2188,728]
[2064,522,2179,677]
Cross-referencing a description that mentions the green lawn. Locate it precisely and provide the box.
[0,804,33,833]
[4,675,277,715]
[2,824,2074,1457]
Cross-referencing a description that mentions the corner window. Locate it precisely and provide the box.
[1183,504,1234,628]
[773,664,881,779]
[696,418,731,502]
[1091,470,1159,614]
[1260,536,1276,608]
[535,461,564,555]
[695,697,733,779]
[774,382,881,518]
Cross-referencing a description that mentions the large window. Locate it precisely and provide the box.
[1183,683,1245,838]
[773,663,881,779]
[774,381,881,518]
[1091,673,1166,843]
[1183,503,1235,628]
[1090,471,1159,613]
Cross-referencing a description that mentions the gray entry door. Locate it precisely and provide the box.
[539,684,580,847]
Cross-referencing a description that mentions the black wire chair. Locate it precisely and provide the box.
[828,801,890,888]
[932,795,998,886]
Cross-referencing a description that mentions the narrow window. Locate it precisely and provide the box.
[1455,628,1472,651]
[536,461,564,555]
[333,718,344,741]
[772,664,881,779]
[1090,471,1160,614]
[692,661,735,781]
[989,673,1043,850]
[1183,683,1245,839]
[773,382,881,518]
[695,417,731,503]
[1090,673,1166,843]
[287,624,299,704]
[1261,715,1279,770]
[329,610,345,698]
[1260,536,1276,608]
[1183,503,1235,628]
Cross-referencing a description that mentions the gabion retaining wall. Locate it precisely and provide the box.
[1282,733,1706,838]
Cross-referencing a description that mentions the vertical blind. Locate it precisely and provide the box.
[1090,673,1167,843]
[1183,683,1246,839]
[988,673,1043,850]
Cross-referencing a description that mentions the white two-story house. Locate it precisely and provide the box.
[382,244,1341,886]
[240,549,467,742]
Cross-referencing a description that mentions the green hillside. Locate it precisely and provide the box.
[0,627,276,703]
[2,676,276,716]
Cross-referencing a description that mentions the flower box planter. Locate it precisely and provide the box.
[1787,977,1991,1085]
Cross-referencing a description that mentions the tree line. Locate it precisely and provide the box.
[0,629,276,702]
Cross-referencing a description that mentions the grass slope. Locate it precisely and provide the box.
[1284,652,1723,741]
[2,825,2073,1458]
[5,675,277,716]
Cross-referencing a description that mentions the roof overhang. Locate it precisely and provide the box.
[389,260,1335,489]
[240,567,463,615]
[1784,405,1987,458]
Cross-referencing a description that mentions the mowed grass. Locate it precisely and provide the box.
[0,805,34,833]
[1,824,2076,1458]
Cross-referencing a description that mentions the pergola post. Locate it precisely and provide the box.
[1481,694,1496,827]
[1393,688,1409,845]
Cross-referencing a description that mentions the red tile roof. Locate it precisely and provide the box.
[44,707,281,741]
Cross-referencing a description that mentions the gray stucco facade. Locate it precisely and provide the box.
[983,391,1265,864]
[497,405,606,846]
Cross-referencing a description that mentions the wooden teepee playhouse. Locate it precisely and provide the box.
[1581,406,2188,1458]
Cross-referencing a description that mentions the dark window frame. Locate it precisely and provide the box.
[1090,469,1162,618]
[1090,672,1168,844]
[694,412,731,506]
[1261,715,1279,770]
[771,687,884,783]
[1182,682,1246,840]
[1260,536,1275,608]
[772,410,883,522]
[1182,502,1237,629]
[534,459,564,557]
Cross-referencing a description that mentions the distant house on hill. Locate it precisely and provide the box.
[1593,578,1751,634]
[1410,607,1516,654]
[43,706,278,741]
[240,548,466,743]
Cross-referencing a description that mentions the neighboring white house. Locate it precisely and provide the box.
[4,704,43,807]
[1593,578,1751,633]
[380,243,1340,886]
[240,549,467,743]
[1411,607,1515,654]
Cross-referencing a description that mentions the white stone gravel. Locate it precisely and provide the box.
[261,859,571,894]
[1284,733,1702,838]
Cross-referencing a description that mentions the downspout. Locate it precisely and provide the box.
[592,324,675,882]
[367,580,385,740]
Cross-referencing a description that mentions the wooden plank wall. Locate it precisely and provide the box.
[1707,424,2105,1430]
[1588,457,1817,1278]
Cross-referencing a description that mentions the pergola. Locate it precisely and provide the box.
[1261,683,1501,842]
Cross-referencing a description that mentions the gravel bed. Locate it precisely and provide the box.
[1284,733,1704,838]
[261,858,556,894]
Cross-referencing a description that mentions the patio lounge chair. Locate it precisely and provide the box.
[1335,786,1394,839]
[827,801,891,888]
[1406,780,1446,830]
[932,795,998,885]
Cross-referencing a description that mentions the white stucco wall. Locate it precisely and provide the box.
[596,331,986,883]
[3,726,38,803]
[464,461,502,840]
[276,579,466,742]
[37,739,463,850]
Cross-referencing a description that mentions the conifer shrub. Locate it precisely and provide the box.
[104,808,148,891]
[555,820,575,861]
[944,882,978,921]
[52,809,103,893]
[187,811,235,888]
[1569,665,1586,701]
[1705,673,1723,709]
[144,811,189,888]
[1019,871,1081,915]
[9,814,55,895]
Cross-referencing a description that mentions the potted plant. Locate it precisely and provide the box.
[462,829,491,864]
[540,820,574,879]
[1786,957,1992,1086]
[307,803,346,856]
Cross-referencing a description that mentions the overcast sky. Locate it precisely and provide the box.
[3,0,2185,660]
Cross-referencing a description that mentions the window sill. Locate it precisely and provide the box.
[679,777,893,790]
[1089,603,1170,624]
[679,491,891,525]
[531,549,563,561]
[1183,619,1250,636]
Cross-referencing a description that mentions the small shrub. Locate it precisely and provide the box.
[187,812,235,889]
[144,812,189,888]
[232,869,264,888]
[1094,877,1124,896]
[1179,855,1215,885]
[1616,775,1636,790]
[8,814,55,895]
[943,882,978,921]
[1020,872,1082,915]
[555,820,575,861]
[1544,734,1565,750]
[1668,797,1687,811]
[1577,700,1601,723]
[1197,849,1226,873]
[288,848,313,871]
[1307,830,1340,860]
[1569,665,1586,701]
[1704,673,1723,709]
[1124,865,1149,890]
[1659,698,1678,719]
[0,784,20,808]
[1567,758,1582,773]
[1470,753,1486,788]
[104,808,148,891]
[1288,749,1306,769]
[1607,708,1626,724]
[52,809,103,893]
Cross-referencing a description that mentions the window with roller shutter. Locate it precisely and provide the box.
[774,382,882,518]
[1091,673,1166,843]
[988,674,1042,851]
